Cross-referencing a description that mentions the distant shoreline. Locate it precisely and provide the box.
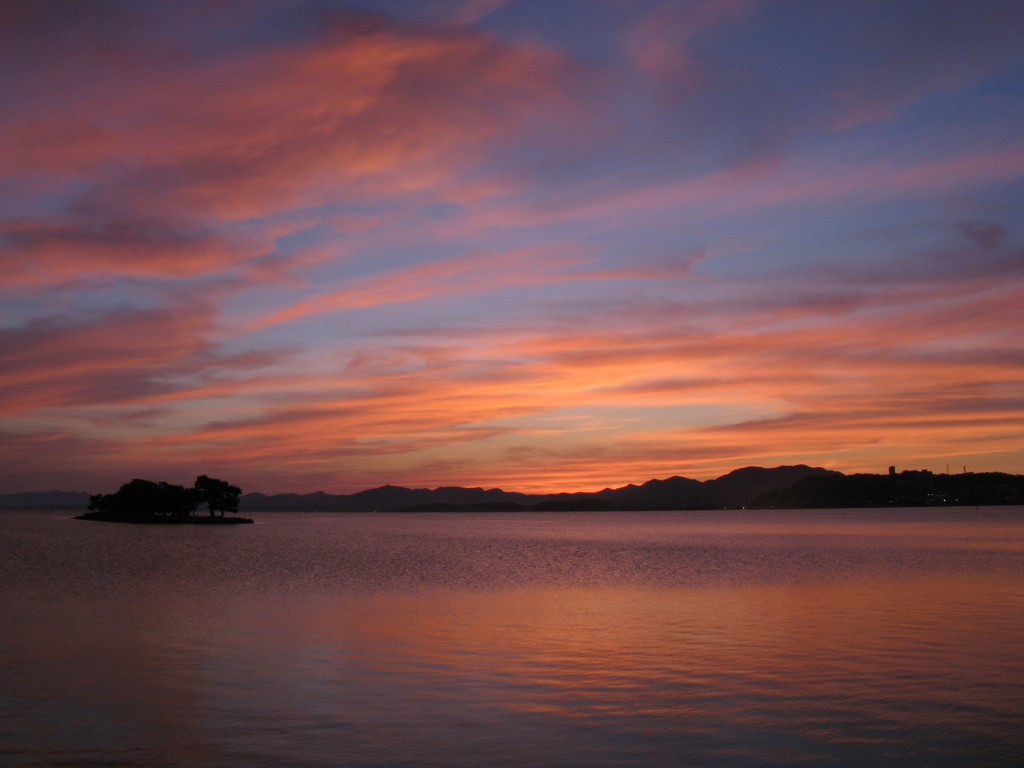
[6,466,1021,513]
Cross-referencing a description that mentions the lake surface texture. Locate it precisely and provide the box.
[2,508,1023,767]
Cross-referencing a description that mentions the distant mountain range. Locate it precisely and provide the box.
[239,464,840,511]
[6,465,1021,512]
[1,465,837,511]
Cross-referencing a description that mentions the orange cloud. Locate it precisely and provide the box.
[15,267,1003,493]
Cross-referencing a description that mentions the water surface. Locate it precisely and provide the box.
[2,508,1023,767]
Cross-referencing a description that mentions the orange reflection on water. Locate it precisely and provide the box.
[253,564,1022,745]
[4,510,1022,766]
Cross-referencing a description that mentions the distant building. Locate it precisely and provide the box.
[888,466,896,476]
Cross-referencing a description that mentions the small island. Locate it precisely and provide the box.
[76,475,252,524]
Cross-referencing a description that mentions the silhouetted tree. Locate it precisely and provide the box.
[158,482,203,517]
[194,475,242,517]
[87,477,226,519]
[88,492,114,514]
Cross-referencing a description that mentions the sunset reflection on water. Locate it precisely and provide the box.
[2,509,1022,767]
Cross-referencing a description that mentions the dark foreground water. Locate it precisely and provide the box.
[2,508,1023,767]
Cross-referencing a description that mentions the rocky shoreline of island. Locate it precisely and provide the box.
[75,511,253,524]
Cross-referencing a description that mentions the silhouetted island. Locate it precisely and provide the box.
[76,475,251,524]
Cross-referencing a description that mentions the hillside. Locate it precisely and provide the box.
[752,470,1023,508]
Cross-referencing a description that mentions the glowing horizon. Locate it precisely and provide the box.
[2,1,1022,494]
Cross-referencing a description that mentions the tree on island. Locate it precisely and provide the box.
[87,475,242,520]
[194,475,242,517]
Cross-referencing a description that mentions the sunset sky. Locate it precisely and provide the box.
[2,0,1023,494]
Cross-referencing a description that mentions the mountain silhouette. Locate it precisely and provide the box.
[232,465,837,512]
[8,465,1020,512]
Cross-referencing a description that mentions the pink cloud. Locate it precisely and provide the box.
[445,0,512,26]
[255,246,703,326]
[554,147,1024,232]
[0,220,262,287]
[256,248,584,326]
[0,6,582,299]
[0,11,576,220]
[626,0,758,84]
[0,303,294,415]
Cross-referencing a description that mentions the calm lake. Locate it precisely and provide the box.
[2,508,1023,767]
